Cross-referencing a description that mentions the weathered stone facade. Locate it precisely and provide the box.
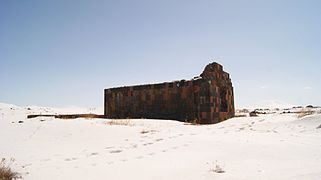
[104,62,234,124]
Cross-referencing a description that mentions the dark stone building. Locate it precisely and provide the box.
[104,62,234,124]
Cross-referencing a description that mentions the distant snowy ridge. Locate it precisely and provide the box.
[0,102,21,109]
[244,100,295,110]
[0,102,104,115]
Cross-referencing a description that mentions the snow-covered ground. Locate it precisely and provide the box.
[1,103,321,180]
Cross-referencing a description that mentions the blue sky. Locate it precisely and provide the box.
[1,0,320,108]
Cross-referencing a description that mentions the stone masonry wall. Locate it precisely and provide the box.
[104,62,234,124]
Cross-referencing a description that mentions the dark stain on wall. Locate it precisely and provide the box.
[104,62,234,124]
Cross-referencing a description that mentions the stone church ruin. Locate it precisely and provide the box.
[104,62,235,124]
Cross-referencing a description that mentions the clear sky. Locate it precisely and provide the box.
[1,0,320,108]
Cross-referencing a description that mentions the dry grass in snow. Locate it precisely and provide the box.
[297,110,315,118]
[106,119,131,126]
[0,158,21,180]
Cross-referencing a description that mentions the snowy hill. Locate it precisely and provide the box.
[244,100,295,110]
[1,103,321,180]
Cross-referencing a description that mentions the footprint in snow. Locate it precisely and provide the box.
[42,159,52,162]
[21,163,32,168]
[89,152,99,156]
[154,138,163,142]
[133,145,138,149]
[238,127,246,131]
[142,142,153,146]
[120,159,128,162]
[110,150,122,154]
[169,136,177,139]
[64,157,78,161]
[172,146,179,150]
